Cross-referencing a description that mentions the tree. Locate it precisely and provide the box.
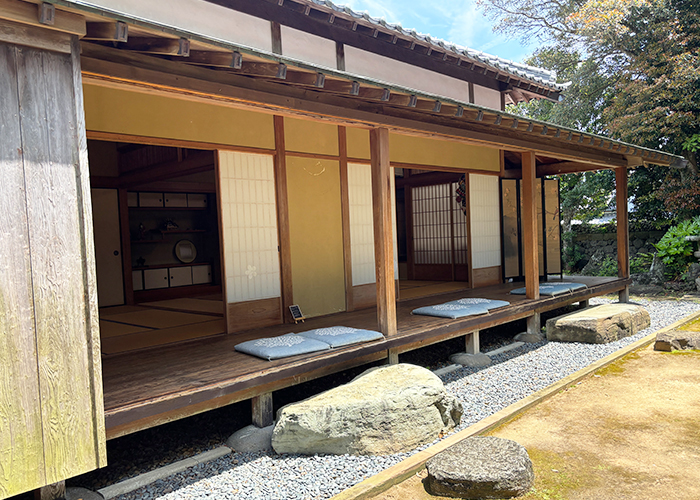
[479,0,700,223]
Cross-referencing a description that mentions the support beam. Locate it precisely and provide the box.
[251,393,274,428]
[370,127,397,337]
[466,330,480,354]
[616,167,630,303]
[579,299,589,309]
[526,313,541,335]
[274,116,294,322]
[521,151,540,300]
[387,348,399,365]
[616,167,630,279]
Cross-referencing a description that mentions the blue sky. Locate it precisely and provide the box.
[341,0,537,63]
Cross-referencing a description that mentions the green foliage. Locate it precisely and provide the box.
[562,230,585,271]
[480,0,700,223]
[597,256,619,277]
[630,253,654,274]
[654,216,700,278]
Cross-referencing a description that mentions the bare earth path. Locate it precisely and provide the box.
[372,345,700,500]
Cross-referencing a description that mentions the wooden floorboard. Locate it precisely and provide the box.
[102,276,628,438]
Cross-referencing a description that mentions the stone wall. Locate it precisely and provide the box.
[573,231,665,260]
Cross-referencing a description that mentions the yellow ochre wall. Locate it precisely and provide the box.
[284,117,339,156]
[286,156,346,318]
[83,84,275,149]
[346,127,500,172]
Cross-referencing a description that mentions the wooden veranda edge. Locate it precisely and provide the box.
[330,308,700,500]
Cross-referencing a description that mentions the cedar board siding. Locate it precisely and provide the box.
[0,38,105,498]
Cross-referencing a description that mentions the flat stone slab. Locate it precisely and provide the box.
[655,331,700,351]
[426,436,534,499]
[546,303,650,344]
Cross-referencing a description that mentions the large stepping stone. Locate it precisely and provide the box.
[272,364,462,455]
[426,436,534,499]
[546,303,650,344]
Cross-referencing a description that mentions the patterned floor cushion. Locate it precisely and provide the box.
[446,298,511,310]
[412,303,491,319]
[510,282,587,296]
[297,326,384,348]
[234,333,330,360]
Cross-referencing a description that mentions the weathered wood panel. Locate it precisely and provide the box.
[0,37,105,497]
[0,42,46,499]
[17,41,104,484]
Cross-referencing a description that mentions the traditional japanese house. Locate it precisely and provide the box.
[0,0,687,497]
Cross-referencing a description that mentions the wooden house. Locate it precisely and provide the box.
[0,0,686,497]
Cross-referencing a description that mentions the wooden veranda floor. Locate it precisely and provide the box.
[102,276,629,439]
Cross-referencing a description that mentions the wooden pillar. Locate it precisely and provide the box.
[387,348,399,365]
[521,151,540,300]
[252,393,274,428]
[339,126,354,312]
[466,330,480,354]
[274,116,294,321]
[616,167,630,303]
[370,127,397,337]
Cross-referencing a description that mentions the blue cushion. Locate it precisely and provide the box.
[235,333,330,360]
[297,326,384,348]
[510,282,587,296]
[446,298,510,310]
[412,303,491,319]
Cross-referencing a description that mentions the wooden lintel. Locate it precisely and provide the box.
[358,86,388,100]
[370,127,397,336]
[84,21,128,42]
[118,150,214,187]
[616,168,630,278]
[521,151,539,300]
[537,161,613,176]
[0,0,85,36]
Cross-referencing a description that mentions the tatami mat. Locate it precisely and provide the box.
[99,320,153,339]
[141,298,223,316]
[104,309,217,329]
[99,305,149,317]
[101,319,226,355]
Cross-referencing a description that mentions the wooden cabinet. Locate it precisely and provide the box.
[127,191,219,300]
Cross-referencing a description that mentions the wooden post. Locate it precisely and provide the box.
[616,167,630,303]
[466,330,480,354]
[387,348,399,365]
[370,127,397,337]
[34,481,65,500]
[579,299,590,309]
[252,393,274,428]
[339,126,354,312]
[274,116,294,321]
[527,313,541,335]
[521,151,540,300]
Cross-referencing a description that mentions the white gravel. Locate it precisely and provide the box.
[113,297,700,500]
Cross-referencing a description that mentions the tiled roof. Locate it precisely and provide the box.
[303,0,567,91]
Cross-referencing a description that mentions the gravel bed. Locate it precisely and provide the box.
[106,297,699,500]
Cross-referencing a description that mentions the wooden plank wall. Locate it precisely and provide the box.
[0,38,106,498]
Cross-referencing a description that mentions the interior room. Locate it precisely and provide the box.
[88,140,225,355]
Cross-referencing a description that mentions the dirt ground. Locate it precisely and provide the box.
[372,345,700,500]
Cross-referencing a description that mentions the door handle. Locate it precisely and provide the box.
[113,250,120,256]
